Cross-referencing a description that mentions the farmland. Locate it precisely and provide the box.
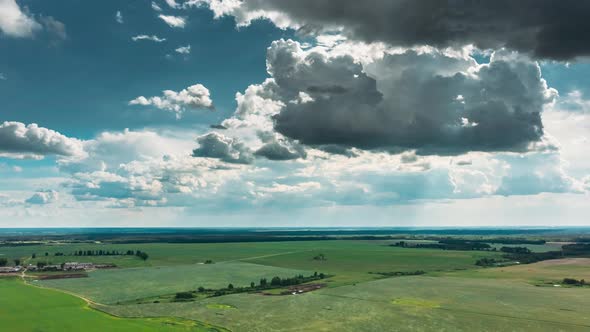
[0,278,227,332]
[1,228,590,331]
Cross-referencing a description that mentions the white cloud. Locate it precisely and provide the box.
[0,73,6,80]
[115,10,124,24]
[158,14,186,28]
[0,121,85,159]
[132,34,166,42]
[129,83,213,118]
[164,0,180,9]
[151,1,163,11]
[26,190,59,205]
[175,44,191,54]
[0,0,41,38]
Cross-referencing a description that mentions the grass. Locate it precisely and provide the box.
[101,275,590,332]
[241,240,502,286]
[6,239,589,331]
[37,261,311,304]
[0,278,227,332]
[446,257,590,285]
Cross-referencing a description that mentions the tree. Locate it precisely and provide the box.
[271,276,282,286]
[31,253,36,259]
[45,252,49,257]
[135,251,149,261]
[174,292,194,300]
[0,258,7,267]
[13,259,20,266]
[227,283,234,290]
[259,278,267,287]
[198,286,205,292]
[250,282,255,288]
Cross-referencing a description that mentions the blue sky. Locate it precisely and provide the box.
[1,0,589,227]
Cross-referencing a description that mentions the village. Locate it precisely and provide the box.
[0,262,115,274]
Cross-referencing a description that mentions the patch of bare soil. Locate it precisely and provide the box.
[535,258,590,266]
[36,273,88,280]
[261,283,327,296]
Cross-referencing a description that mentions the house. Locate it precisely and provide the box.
[63,262,94,270]
[0,266,22,273]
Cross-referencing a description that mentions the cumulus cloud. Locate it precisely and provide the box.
[129,83,213,118]
[0,121,85,159]
[239,39,557,155]
[158,14,186,28]
[0,0,41,38]
[254,132,306,160]
[132,34,166,42]
[175,44,191,54]
[26,190,59,205]
[197,0,590,60]
[192,132,254,164]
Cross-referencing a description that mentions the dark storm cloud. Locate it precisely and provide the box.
[226,0,590,60]
[192,132,254,164]
[262,40,556,154]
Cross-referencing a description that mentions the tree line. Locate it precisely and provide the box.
[30,250,149,260]
[173,272,327,301]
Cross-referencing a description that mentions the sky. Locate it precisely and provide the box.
[1,0,589,227]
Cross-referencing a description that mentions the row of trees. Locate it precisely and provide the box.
[563,278,586,286]
[392,240,493,251]
[171,272,329,300]
[30,250,149,260]
[0,258,21,267]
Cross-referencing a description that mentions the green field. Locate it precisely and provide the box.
[0,278,227,332]
[447,258,590,284]
[100,275,590,332]
[3,238,590,332]
[37,261,311,304]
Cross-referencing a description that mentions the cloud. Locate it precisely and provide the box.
[158,14,186,28]
[239,39,557,155]
[0,121,85,159]
[0,0,41,38]
[115,10,123,24]
[558,90,590,114]
[198,0,590,60]
[0,73,6,80]
[26,190,59,205]
[175,44,191,54]
[192,132,254,164]
[254,133,306,160]
[151,1,163,11]
[39,16,67,41]
[129,83,213,118]
[132,34,166,42]
[164,0,180,9]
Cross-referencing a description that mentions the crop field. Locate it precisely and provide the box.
[448,258,590,284]
[0,278,227,332]
[100,275,590,332]
[241,241,501,285]
[3,233,590,332]
[37,261,311,304]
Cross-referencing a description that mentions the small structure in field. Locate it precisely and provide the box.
[0,266,22,273]
[63,262,94,271]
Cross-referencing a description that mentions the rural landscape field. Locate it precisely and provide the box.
[1,228,590,332]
